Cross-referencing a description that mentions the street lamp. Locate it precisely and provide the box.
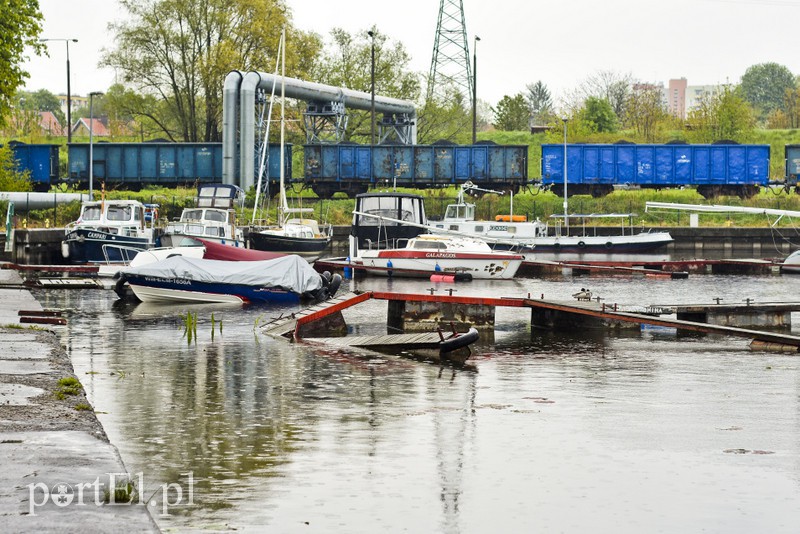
[472,35,480,144]
[40,38,78,143]
[367,30,376,147]
[562,117,569,231]
[88,91,103,200]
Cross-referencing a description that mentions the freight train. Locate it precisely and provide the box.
[4,140,791,199]
[541,142,772,199]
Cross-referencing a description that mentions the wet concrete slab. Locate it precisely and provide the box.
[1,342,52,360]
[0,383,46,406]
[0,360,54,375]
[0,430,160,531]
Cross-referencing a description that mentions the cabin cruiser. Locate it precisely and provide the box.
[159,184,245,248]
[62,199,159,264]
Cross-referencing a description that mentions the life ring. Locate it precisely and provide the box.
[577,241,586,248]
[604,241,614,250]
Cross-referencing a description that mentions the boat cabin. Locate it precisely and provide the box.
[350,192,428,254]
[73,200,152,237]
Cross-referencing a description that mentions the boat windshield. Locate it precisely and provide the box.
[107,205,134,222]
[444,203,474,221]
[81,206,102,221]
[412,240,447,250]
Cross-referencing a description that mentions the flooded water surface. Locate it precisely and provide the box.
[35,273,800,533]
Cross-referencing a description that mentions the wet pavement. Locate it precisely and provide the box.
[0,269,158,532]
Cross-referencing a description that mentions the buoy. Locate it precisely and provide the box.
[387,259,393,277]
[431,274,456,283]
[343,256,352,279]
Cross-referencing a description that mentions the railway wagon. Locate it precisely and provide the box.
[67,142,290,190]
[541,143,770,198]
[6,142,60,192]
[303,143,528,198]
[784,144,800,186]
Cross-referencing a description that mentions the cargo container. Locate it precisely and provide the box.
[6,142,60,192]
[541,143,770,198]
[303,143,528,198]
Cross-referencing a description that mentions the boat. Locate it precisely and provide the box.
[247,28,332,262]
[341,191,522,279]
[430,181,673,255]
[158,183,246,248]
[62,199,159,264]
[781,250,800,273]
[194,237,285,261]
[97,244,205,278]
[115,255,341,304]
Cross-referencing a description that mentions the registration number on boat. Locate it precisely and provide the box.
[425,253,456,259]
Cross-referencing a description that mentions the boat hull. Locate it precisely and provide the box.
[357,250,522,279]
[124,275,302,304]
[63,228,154,264]
[248,232,331,262]
[499,232,674,254]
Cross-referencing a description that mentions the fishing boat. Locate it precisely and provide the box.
[247,28,332,262]
[115,255,341,304]
[431,182,673,255]
[62,199,159,264]
[159,183,246,248]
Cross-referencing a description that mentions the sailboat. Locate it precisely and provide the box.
[248,28,332,262]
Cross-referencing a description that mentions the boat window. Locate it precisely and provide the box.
[507,226,517,234]
[107,206,133,221]
[81,206,101,221]
[205,227,221,237]
[183,209,204,221]
[474,225,484,233]
[449,225,459,231]
[412,240,447,250]
[188,224,205,234]
[204,210,226,222]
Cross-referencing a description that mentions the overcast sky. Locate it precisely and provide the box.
[21,0,800,108]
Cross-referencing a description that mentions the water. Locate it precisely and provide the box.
[34,273,800,533]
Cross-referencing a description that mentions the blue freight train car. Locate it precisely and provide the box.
[784,144,800,186]
[303,143,528,198]
[5,142,60,192]
[541,143,771,198]
[67,142,290,190]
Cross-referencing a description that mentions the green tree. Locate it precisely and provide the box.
[311,28,421,143]
[102,0,321,142]
[525,80,553,125]
[740,62,795,122]
[581,97,618,133]
[686,85,755,143]
[0,0,45,128]
[625,85,670,142]
[492,94,529,131]
[15,89,66,125]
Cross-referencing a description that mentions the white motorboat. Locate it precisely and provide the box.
[355,233,523,279]
[782,250,800,274]
[159,184,246,248]
[431,182,673,255]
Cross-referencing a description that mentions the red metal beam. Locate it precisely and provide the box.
[371,291,526,307]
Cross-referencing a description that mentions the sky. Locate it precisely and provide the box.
[20,0,800,109]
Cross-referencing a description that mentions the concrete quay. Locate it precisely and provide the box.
[0,270,159,532]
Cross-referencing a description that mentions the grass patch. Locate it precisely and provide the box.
[54,376,82,400]
[74,403,92,411]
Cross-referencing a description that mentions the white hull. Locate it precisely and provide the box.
[128,284,245,304]
[782,250,800,274]
[356,254,521,279]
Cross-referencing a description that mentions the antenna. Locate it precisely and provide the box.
[427,0,473,105]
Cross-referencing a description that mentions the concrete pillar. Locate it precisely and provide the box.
[387,299,495,332]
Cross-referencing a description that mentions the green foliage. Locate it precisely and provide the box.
[492,94,529,131]
[581,97,618,133]
[686,86,755,143]
[16,89,65,125]
[740,63,796,122]
[55,376,82,400]
[526,81,554,125]
[624,86,673,142]
[0,144,33,191]
[0,0,44,129]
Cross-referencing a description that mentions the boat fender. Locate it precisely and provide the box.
[439,327,479,354]
[431,274,455,283]
[604,241,613,249]
[578,241,586,248]
[321,270,332,285]
[312,286,330,302]
[454,273,473,282]
[61,241,69,258]
[343,256,352,279]
[327,273,342,299]
[113,275,128,300]
[387,260,393,277]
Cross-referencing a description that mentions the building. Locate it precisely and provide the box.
[667,78,687,120]
[56,93,88,116]
[71,117,108,136]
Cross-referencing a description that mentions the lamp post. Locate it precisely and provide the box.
[367,30,376,147]
[88,91,103,200]
[472,36,480,144]
[562,117,569,231]
[40,38,78,142]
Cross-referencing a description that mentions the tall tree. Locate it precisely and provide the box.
[17,88,66,125]
[580,70,632,119]
[525,80,553,125]
[625,85,670,142]
[0,0,44,128]
[492,93,529,131]
[310,28,421,143]
[686,85,755,143]
[102,0,321,142]
[740,62,795,122]
[581,97,618,133]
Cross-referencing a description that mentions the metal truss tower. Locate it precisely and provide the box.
[427,0,473,105]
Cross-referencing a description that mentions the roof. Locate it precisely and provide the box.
[71,117,109,136]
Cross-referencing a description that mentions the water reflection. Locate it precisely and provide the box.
[32,273,800,532]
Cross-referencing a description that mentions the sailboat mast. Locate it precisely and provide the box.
[279,27,289,223]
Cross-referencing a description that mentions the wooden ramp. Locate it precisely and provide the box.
[261,292,369,339]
